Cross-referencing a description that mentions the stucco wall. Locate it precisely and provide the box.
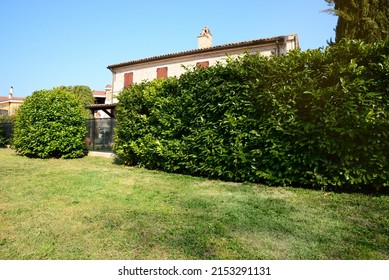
[0,101,23,116]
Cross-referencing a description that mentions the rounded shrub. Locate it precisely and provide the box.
[13,88,87,159]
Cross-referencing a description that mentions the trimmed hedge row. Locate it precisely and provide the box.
[115,40,389,192]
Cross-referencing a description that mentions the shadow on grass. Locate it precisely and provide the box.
[110,192,389,260]
[155,196,297,259]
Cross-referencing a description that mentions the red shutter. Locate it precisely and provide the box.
[196,61,209,68]
[157,67,168,79]
[124,72,133,87]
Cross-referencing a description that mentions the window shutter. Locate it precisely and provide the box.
[196,61,209,68]
[156,67,168,79]
[124,72,133,87]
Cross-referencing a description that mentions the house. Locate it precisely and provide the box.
[88,84,114,119]
[92,90,106,105]
[92,84,112,105]
[0,87,24,116]
[107,27,300,103]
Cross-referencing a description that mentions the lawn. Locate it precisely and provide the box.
[0,148,388,260]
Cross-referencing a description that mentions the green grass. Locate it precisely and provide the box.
[0,148,388,260]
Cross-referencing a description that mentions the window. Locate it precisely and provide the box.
[157,67,168,79]
[196,61,209,68]
[124,72,133,87]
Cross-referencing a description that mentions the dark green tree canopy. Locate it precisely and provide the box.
[58,85,94,107]
[325,0,389,43]
[58,85,94,117]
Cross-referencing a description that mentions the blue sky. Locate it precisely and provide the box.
[0,0,337,97]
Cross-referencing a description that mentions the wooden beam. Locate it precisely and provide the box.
[102,109,115,118]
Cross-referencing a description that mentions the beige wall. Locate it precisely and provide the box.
[0,101,23,116]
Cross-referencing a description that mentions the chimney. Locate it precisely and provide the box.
[198,26,212,49]
[105,84,113,104]
[9,86,13,99]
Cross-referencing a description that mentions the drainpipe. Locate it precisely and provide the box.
[109,69,116,104]
[294,35,299,50]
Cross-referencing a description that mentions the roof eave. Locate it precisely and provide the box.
[85,103,118,109]
[107,35,290,70]
[0,99,24,104]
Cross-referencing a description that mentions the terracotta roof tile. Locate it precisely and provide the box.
[0,96,25,102]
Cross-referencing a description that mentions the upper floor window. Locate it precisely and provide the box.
[124,72,133,87]
[196,61,209,68]
[157,67,168,79]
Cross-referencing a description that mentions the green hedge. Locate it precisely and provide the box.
[0,124,6,148]
[115,39,389,192]
[0,115,14,148]
[13,88,87,159]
